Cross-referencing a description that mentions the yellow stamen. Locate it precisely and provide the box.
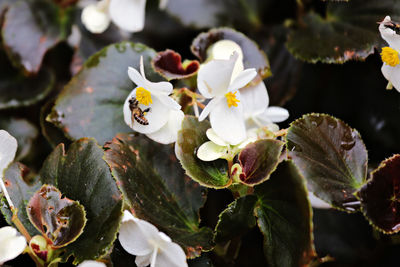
[136,87,152,106]
[381,47,400,67]
[225,91,240,108]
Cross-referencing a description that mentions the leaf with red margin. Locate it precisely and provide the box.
[358,154,400,234]
[191,28,271,79]
[27,185,86,248]
[236,139,283,186]
[152,49,199,81]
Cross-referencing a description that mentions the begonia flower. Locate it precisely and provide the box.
[118,210,187,267]
[379,15,400,92]
[81,0,146,34]
[123,57,183,144]
[78,260,107,267]
[197,52,257,145]
[197,128,256,161]
[0,130,17,206]
[0,226,27,265]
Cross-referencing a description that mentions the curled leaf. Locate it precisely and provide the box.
[152,49,199,80]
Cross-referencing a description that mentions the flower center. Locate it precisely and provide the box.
[136,87,152,106]
[225,91,240,108]
[381,47,400,67]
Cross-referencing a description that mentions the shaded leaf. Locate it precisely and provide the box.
[40,138,123,264]
[175,116,230,189]
[286,113,367,211]
[358,154,400,234]
[27,184,86,248]
[0,116,38,160]
[286,0,398,63]
[152,49,200,81]
[49,42,161,144]
[214,195,257,243]
[2,0,74,73]
[254,161,317,267]
[191,28,271,79]
[237,139,283,186]
[40,99,70,148]
[104,133,213,258]
[0,162,41,236]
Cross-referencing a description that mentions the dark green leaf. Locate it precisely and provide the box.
[175,116,230,189]
[358,154,400,234]
[254,161,317,267]
[191,28,271,79]
[27,184,86,248]
[0,116,38,160]
[104,133,213,258]
[237,139,283,186]
[1,162,41,236]
[286,0,398,63]
[214,195,257,243]
[286,113,367,211]
[2,0,74,73]
[49,42,161,144]
[40,138,123,264]
[40,99,70,148]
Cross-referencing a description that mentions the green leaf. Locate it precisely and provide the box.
[175,116,230,189]
[191,28,271,79]
[358,154,400,234]
[0,162,41,236]
[2,0,74,73]
[214,195,257,243]
[286,113,368,211]
[104,133,213,258]
[27,184,86,248]
[0,116,38,161]
[49,42,161,144]
[286,0,398,63]
[39,138,123,264]
[236,139,284,186]
[254,161,317,267]
[40,99,70,148]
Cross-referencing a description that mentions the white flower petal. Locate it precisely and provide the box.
[146,110,184,144]
[197,141,227,161]
[206,128,227,146]
[209,98,246,145]
[0,226,27,264]
[261,106,289,123]
[77,260,107,267]
[379,15,400,50]
[0,130,17,175]
[156,94,181,110]
[227,68,257,92]
[119,211,159,256]
[198,97,223,121]
[210,40,244,80]
[81,3,110,34]
[382,64,400,92]
[146,81,174,96]
[128,67,147,88]
[240,81,269,118]
[159,0,168,9]
[123,89,169,134]
[155,242,188,267]
[308,193,331,209]
[135,253,152,267]
[109,0,146,32]
[197,53,239,98]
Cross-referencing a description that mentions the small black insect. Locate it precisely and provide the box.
[128,97,151,125]
[382,20,400,34]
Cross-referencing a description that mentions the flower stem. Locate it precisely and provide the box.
[274,128,288,137]
[11,208,31,242]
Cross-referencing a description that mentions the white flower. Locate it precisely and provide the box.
[197,52,257,145]
[123,57,183,144]
[0,226,27,265]
[197,128,256,161]
[379,15,400,92]
[0,130,17,207]
[118,210,188,267]
[77,260,107,267]
[81,0,146,34]
[209,39,289,131]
